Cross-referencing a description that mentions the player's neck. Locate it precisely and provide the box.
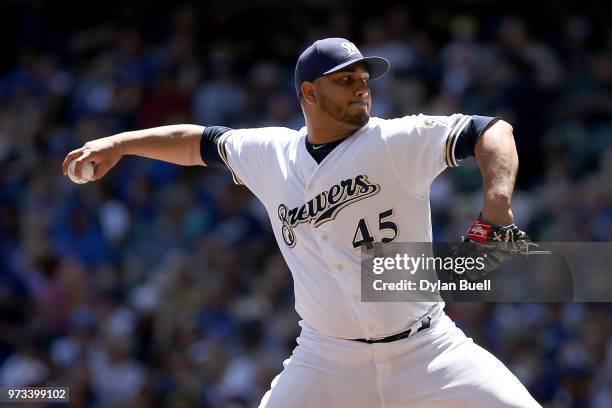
[305,121,359,144]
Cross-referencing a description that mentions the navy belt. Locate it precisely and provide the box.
[353,317,432,344]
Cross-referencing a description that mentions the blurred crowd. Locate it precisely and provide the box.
[0,1,611,407]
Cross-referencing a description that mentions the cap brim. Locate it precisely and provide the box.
[323,56,390,80]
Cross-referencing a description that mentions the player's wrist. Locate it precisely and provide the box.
[109,133,133,157]
[480,206,513,226]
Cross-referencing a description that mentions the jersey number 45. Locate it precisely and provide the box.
[352,209,398,250]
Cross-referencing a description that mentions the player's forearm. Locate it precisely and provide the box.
[474,120,518,225]
[114,124,205,166]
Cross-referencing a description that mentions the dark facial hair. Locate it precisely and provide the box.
[318,92,369,128]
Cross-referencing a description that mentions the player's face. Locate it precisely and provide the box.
[314,63,372,128]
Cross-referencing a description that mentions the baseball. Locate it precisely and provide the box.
[68,160,95,184]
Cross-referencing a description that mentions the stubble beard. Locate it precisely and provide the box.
[319,93,369,128]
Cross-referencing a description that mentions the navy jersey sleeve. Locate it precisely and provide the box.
[199,126,233,168]
[453,116,500,160]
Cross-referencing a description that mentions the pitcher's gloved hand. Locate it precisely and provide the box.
[451,215,537,281]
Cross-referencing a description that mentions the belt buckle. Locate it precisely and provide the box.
[417,316,431,333]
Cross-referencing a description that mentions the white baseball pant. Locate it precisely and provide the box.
[259,310,542,407]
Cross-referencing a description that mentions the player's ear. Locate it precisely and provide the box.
[301,82,316,105]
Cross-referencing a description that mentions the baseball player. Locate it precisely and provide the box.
[63,38,542,407]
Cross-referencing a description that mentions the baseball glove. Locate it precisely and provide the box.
[451,215,537,281]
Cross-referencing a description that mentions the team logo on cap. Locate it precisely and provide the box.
[341,41,359,56]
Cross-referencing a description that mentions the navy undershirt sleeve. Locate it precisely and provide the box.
[200,126,233,167]
[453,116,500,160]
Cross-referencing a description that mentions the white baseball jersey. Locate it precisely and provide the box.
[214,114,471,340]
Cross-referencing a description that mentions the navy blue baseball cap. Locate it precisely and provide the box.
[294,37,390,97]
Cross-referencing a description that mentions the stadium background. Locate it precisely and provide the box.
[0,0,611,407]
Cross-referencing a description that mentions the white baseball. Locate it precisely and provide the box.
[68,160,95,184]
